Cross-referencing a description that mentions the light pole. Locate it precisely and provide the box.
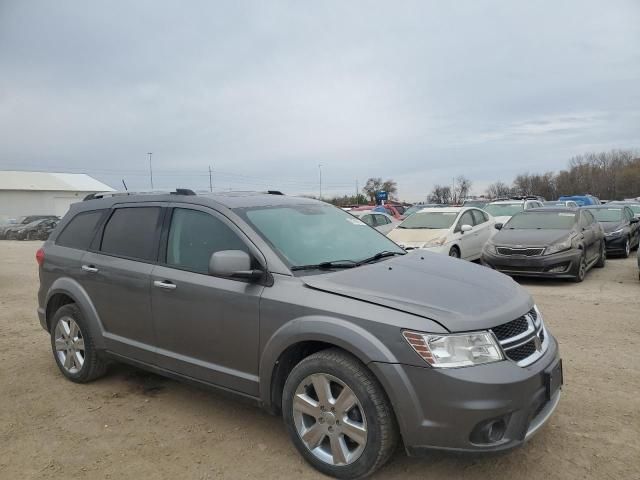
[148,153,154,190]
[318,163,323,200]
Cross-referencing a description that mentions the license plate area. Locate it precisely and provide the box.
[545,359,563,400]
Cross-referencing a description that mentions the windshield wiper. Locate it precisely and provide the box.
[357,250,406,265]
[291,260,358,271]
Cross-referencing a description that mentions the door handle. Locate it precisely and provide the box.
[154,280,176,290]
[81,265,99,273]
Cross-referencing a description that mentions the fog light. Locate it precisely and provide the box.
[548,264,568,273]
[470,415,510,444]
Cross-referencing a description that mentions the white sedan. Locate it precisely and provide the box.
[350,210,399,234]
[387,207,496,260]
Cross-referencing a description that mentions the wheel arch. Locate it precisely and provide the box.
[260,316,399,414]
[44,277,106,349]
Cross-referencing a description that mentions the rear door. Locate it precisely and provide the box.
[150,204,263,395]
[80,204,165,364]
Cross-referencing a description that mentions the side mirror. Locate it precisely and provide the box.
[631,217,639,224]
[494,223,503,230]
[460,224,473,233]
[209,250,263,281]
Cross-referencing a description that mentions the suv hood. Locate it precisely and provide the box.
[493,228,574,247]
[301,251,532,332]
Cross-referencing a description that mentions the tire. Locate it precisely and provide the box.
[622,238,631,258]
[282,349,399,479]
[572,251,587,283]
[595,241,606,268]
[50,304,107,383]
[448,246,460,258]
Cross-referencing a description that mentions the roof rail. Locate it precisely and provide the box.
[83,188,196,201]
[267,190,284,195]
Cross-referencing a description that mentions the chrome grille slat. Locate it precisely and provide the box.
[491,307,548,367]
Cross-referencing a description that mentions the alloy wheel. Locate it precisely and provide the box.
[578,255,587,280]
[625,239,630,257]
[54,316,85,374]
[292,373,368,466]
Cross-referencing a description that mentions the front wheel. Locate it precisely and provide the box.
[622,238,631,258]
[282,349,398,479]
[595,242,606,268]
[448,246,460,258]
[573,252,587,283]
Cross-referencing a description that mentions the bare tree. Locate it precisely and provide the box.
[428,185,452,204]
[362,177,398,202]
[486,181,511,199]
[453,175,472,203]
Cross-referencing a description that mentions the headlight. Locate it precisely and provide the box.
[403,331,504,368]
[605,228,624,237]
[423,236,447,247]
[545,236,574,255]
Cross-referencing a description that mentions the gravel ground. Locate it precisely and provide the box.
[0,240,639,479]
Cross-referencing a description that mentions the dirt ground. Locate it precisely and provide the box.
[0,240,638,480]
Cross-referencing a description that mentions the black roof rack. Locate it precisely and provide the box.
[267,190,284,195]
[83,188,197,201]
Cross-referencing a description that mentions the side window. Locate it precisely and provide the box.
[100,207,162,261]
[360,214,375,227]
[578,212,590,229]
[471,209,487,225]
[583,210,594,225]
[166,208,249,274]
[625,207,633,221]
[376,214,390,225]
[56,210,105,250]
[457,211,474,231]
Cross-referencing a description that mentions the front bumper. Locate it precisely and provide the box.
[604,235,627,253]
[370,334,561,453]
[481,249,581,278]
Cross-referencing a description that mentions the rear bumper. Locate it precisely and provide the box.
[370,335,561,453]
[481,249,581,278]
[37,307,47,331]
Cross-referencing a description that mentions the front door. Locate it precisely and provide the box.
[456,210,480,259]
[150,205,264,396]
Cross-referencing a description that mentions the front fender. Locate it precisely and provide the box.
[259,315,400,408]
[45,277,105,349]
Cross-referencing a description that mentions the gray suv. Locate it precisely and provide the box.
[37,190,562,479]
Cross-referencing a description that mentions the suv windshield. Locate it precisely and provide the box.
[586,208,624,222]
[504,212,577,229]
[484,203,523,217]
[237,204,404,268]
[397,211,458,229]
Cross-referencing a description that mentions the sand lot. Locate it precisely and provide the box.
[0,240,638,479]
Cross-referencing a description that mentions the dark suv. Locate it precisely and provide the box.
[37,190,562,479]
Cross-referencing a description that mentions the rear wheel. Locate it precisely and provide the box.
[50,304,107,383]
[448,246,460,258]
[595,242,606,268]
[282,349,398,479]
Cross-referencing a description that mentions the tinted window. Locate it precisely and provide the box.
[505,212,577,230]
[56,210,104,250]
[359,214,375,227]
[587,208,624,222]
[471,209,487,225]
[167,208,248,274]
[484,203,523,217]
[399,211,458,229]
[375,214,390,225]
[457,211,474,230]
[582,210,595,224]
[100,207,162,261]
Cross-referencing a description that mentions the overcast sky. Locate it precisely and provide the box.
[1,1,639,201]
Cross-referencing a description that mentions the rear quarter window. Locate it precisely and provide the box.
[55,210,105,250]
[100,207,162,261]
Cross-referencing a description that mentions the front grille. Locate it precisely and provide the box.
[491,308,535,341]
[505,339,537,362]
[496,247,545,257]
[491,307,546,366]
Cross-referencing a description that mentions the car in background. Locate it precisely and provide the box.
[608,201,640,219]
[637,245,640,281]
[8,218,60,240]
[401,203,449,218]
[387,206,495,260]
[349,210,398,234]
[542,200,579,208]
[482,208,605,282]
[0,215,59,240]
[557,195,601,206]
[462,199,489,209]
[582,205,640,258]
[484,199,544,225]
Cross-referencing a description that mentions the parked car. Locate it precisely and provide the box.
[0,215,58,239]
[349,210,398,234]
[387,207,495,260]
[37,190,561,479]
[482,208,605,282]
[484,199,544,225]
[4,218,60,241]
[462,199,489,209]
[542,201,579,208]
[401,203,449,218]
[582,205,640,257]
[608,201,640,219]
[557,195,601,206]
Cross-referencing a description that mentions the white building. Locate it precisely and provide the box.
[0,171,115,219]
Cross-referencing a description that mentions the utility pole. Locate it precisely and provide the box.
[208,165,213,192]
[318,163,323,200]
[147,153,154,190]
